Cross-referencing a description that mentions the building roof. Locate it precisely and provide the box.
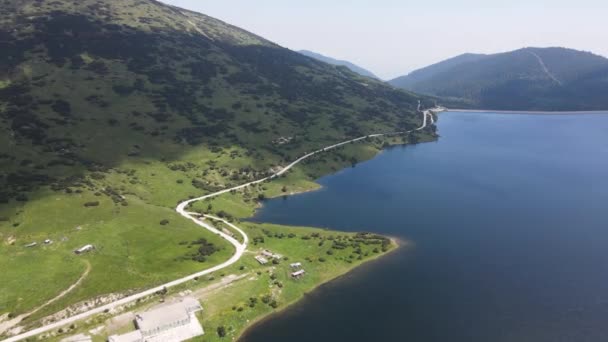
[135,298,201,332]
[181,297,203,314]
[60,334,93,342]
[255,256,269,264]
[108,330,142,342]
[75,244,94,252]
[291,270,305,277]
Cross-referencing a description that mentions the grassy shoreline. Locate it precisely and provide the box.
[236,237,402,341]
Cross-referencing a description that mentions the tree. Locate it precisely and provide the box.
[217,326,226,338]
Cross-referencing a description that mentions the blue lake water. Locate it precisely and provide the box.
[242,112,608,342]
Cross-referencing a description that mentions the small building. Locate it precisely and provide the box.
[262,250,282,260]
[108,330,141,342]
[44,239,53,245]
[60,334,92,342]
[290,262,302,269]
[108,297,203,342]
[255,256,269,265]
[25,242,37,248]
[74,244,94,255]
[291,269,305,279]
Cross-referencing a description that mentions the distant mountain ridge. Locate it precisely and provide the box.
[390,53,486,89]
[299,50,379,79]
[389,47,608,111]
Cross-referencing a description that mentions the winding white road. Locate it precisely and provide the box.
[2,106,440,342]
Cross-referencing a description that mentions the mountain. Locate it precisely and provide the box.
[0,0,431,201]
[390,53,486,89]
[0,0,434,321]
[299,50,379,79]
[389,47,608,111]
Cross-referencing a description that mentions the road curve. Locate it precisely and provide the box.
[3,106,440,342]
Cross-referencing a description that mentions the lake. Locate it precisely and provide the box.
[242,111,608,342]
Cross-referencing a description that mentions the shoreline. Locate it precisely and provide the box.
[237,237,404,341]
[233,132,429,340]
[447,108,608,115]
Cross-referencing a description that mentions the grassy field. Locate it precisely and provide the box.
[33,222,399,342]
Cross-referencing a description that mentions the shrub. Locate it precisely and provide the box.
[84,201,100,207]
[217,326,226,338]
[160,219,170,225]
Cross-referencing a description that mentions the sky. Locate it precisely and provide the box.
[159,0,608,80]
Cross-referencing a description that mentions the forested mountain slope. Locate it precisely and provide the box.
[389,47,608,110]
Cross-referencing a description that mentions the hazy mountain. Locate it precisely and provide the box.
[389,47,608,111]
[390,53,486,89]
[299,50,379,79]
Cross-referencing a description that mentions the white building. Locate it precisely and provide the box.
[255,255,269,265]
[291,270,305,279]
[108,297,203,342]
[60,334,92,342]
[74,244,94,254]
[108,330,142,342]
[261,249,283,260]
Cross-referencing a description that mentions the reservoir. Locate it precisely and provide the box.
[243,111,608,342]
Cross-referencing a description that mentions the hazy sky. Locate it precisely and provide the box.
[159,0,608,80]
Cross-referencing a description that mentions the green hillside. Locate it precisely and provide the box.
[389,47,608,111]
[0,0,434,323]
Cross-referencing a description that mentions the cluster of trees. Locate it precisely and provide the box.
[181,237,219,263]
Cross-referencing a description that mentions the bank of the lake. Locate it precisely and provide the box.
[244,111,608,342]
[229,235,403,342]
